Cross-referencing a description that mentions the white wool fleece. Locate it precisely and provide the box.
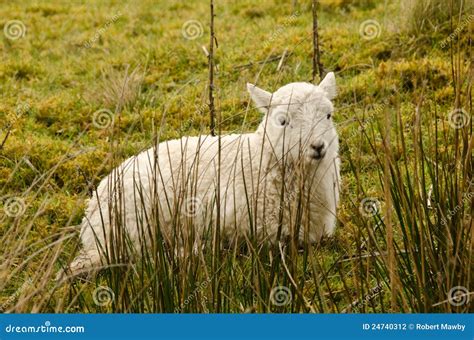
[67,72,341,275]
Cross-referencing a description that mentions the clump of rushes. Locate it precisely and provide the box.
[402,0,472,34]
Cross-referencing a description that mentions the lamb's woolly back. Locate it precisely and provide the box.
[63,73,341,278]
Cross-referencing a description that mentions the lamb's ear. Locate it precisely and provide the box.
[319,72,337,100]
[247,83,272,113]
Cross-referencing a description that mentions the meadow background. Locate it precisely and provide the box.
[0,0,472,313]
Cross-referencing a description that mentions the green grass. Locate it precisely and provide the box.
[0,0,472,313]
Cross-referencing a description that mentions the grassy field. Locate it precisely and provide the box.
[0,0,472,313]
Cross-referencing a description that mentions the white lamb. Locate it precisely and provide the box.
[64,72,340,276]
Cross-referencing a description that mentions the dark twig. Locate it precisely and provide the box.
[233,52,293,70]
[312,0,324,81]
[208,0,216,136]
[0,125,12,151]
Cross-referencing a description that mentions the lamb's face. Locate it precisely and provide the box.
[248,72,339,164]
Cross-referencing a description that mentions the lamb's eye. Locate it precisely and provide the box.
[277,116,288,126]
[327,113,332,120]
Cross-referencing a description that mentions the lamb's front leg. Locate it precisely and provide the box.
[56,248,102,281]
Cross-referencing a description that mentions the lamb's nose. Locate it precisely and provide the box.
[311,142,326,160]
